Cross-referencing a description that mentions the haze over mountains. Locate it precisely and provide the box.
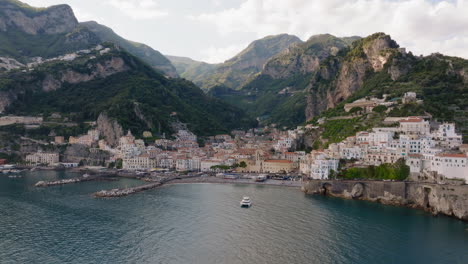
[0,0,467,140]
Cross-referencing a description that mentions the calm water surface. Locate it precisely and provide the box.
[0,171,467,264]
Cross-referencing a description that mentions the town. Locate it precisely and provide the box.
[5,92,465,186]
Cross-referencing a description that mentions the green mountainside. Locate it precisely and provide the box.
[211,33,468,139]
[81,21,178,77]
[0,45,257,137]
[167,34,302,90]
[0,0,177,77]
[166,55,218,84]
[211,34,357,126]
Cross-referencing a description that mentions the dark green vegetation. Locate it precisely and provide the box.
[166,55,218,84]
[2,48,257,137]
[0,152,21,163]
[340,159,410,181]
[0,25,99,63]
[0,123,91,141]
[211,74,311,127]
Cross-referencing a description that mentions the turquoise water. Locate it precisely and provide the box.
[0,171,467,264]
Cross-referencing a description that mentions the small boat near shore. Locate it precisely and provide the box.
[240,196,252,207]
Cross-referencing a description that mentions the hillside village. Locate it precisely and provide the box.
[5,92,465,185]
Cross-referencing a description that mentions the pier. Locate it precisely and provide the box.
[93,182,162,197]
[34,174,117,187]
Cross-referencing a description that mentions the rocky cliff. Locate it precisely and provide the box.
[96,113,124,147]
[81,21,178,78]
[303,180,468,221]
[41,56,129,92]
[0,1,77,35]
[0,0,178,77]
[0,46,130,112]
[305,33,400,120]
[263,34,351,79]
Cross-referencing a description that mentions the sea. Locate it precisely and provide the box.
[1,170,467,264]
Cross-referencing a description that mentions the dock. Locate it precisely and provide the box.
[34,174,117,187]
[93,182,162,197]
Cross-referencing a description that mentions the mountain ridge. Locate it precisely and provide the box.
[0,0,177,77]
[167,34,302,90]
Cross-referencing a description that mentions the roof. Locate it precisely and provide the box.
[437,153,467,158]
[400,117,423,123]
[264,160,293,164]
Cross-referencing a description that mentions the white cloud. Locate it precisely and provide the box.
[201,43,249,63]
[106,0,168,20]
[191,0,468,59]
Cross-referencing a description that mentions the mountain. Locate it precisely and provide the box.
[0,0,99,61]
[0,0,177,77]
[210,33,468,138]
[81,21,177,77]
[167,34,302,90]
[211,34,358,125]
[0,44,257,139]
[166,55,218,84]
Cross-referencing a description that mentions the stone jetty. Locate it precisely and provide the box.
[35,174,117,187]
[93,182,162,198]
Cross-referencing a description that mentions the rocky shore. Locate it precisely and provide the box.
[302,180,468,221]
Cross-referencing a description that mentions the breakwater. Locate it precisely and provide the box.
[93,182,162,197]
[302,180,468,221]
[35,174,117,187]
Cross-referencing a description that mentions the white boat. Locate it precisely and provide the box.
[240,196,252,207]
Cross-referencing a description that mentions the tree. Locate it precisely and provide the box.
[372,105,388,113]
[349,107,363,114]
[115,159,123,169]
[239,161,247,168]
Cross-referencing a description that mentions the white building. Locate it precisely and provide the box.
[341,146,363,160]
[201,160,223,172]
[432,123,463,149]
[430,153,468,183]
[177,130,197,142]
[309,153,339,180]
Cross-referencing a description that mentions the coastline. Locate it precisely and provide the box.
[302,179,468,222]
[164,176,302,188]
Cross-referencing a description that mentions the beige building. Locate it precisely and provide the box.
[123,154,156,171]
[262,160,294,173]
[399,117,430,136]
[25,152,59,165]
[54,136,65,144]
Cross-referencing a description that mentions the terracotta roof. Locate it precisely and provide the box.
[264,160,293,164]
[400,117,423,123]
[437,153,467,158]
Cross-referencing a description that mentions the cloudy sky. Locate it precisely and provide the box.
[23,0,468,63]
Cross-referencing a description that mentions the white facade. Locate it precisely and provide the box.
[430,154,468,182]
[432,123,463,149]
[201,160,222,172]
[309,154,339,180]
